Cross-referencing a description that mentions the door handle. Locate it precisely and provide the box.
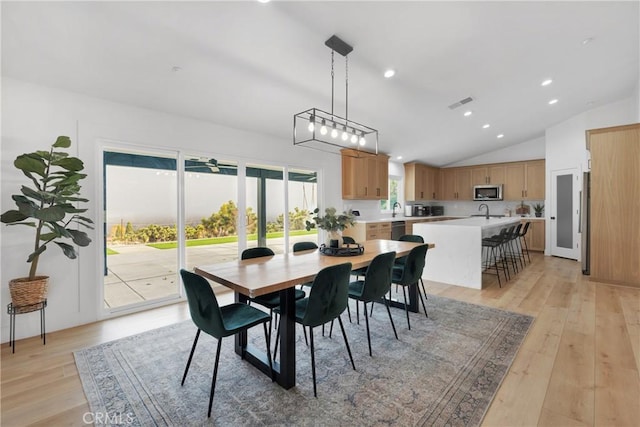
[550,216,556,220]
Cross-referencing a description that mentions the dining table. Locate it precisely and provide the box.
[194,239,434,389]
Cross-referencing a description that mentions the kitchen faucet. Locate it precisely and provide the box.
[478,203,490,219]
[392,202,402,218]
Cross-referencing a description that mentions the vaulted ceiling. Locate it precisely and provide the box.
[2,1,638,166]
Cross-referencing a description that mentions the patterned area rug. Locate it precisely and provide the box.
[75,295,532,426]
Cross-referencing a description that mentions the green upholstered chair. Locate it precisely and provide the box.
[275,262,356,397]
[348,251,398,356]
[293,241,319,252]
[242,247,306,342]
[391,244,429,330]
[342,236,368,279]
[342,236,356,244]
[179,269,273,418]
[395,234,428,300]
[292,241,319,289]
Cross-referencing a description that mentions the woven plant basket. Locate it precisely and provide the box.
[9,276,49,307]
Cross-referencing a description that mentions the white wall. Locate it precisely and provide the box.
[545,96,637,256]
[1,78,342,342]
[447,136,546,167]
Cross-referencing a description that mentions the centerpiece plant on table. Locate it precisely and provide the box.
[1,136,93,306]
[305,207,355,245]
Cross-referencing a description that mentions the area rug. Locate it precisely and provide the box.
[74,295,533,426]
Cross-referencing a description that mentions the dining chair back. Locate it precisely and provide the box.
[300,262,355,396]
[293,241,319,252]
[392,244,429,329]
[348,251,398,356]
[179,269,273,417]
[302,262,353,328]
[242,246,275,260]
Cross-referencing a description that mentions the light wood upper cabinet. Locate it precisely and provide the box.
[440,167,473,200]
[471,165,505,186]
[504,160,545,200]
[424,165,440,200]
[341,149,389,200]
[404,163,439,200]
[525,160,545,200]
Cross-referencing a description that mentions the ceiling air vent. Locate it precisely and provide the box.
[448,96,474,110]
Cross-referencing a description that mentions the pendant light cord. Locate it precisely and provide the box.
[345,55,349,123]
[331,50,335,116]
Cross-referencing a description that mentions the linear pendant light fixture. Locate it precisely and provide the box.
[293,35,379,155]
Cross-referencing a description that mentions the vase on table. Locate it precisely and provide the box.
[327,230,342,248]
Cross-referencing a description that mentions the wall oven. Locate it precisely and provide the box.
[473,184,503,201]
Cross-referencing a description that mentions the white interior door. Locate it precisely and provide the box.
[550,169,580,259]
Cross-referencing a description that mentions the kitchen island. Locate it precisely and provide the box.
[413,217,521,289]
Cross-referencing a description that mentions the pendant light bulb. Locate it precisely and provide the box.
[350,133,358,144]
[359,133,366,146]
[341,125,349,141]
[307,115,315,132]
[330,123,338,139]
[320,119,328,135]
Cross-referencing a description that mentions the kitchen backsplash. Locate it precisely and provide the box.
[344,199,545,218]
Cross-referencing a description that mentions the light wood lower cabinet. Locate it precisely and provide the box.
[521,219,545,252]
[343,222,391,242]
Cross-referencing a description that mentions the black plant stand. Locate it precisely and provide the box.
[7,299,47,354]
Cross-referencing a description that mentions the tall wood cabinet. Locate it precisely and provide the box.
[341,149,389,200]
[586,123,640,287]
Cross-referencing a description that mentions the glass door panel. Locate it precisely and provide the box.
[103,150,179,310]
[184,157,239,271]
[288,168,318,249]
[246,164,285,253]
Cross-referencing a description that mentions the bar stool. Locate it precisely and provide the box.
[482,229,509,287]
[7,299,47,353]
[519,222,532,264]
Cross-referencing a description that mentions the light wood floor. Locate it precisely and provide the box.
[1,253,638,426]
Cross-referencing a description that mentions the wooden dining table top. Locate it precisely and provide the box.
[194,239,434,298]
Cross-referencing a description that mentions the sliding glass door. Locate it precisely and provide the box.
[103,149,180,310]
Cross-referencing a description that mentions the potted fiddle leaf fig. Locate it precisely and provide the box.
[1,136,93,306]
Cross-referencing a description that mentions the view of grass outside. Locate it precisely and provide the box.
[104,152,319,310]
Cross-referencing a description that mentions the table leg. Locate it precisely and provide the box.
[387,282,419,313]
[234,289,296,389]
[277,287,296,389]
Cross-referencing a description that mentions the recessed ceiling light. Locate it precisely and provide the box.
[497,134,504,139]
[463,111,472,117]
[383,69,396,78]
[548,99,559,105]
[171,66,182,72]
[257,0,271,3]
[482,124,490,129]
[541,79,553,86]
[582,37,594,46]
[396,155,403,160]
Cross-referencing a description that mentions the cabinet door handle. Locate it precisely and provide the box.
[433,192,435,199]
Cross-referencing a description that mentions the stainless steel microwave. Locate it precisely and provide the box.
[473,184,503,201]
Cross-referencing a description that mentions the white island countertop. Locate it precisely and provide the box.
[414,217,521,289]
